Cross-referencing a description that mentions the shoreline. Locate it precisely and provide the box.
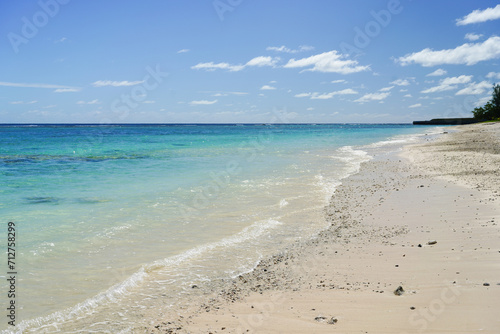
[150,122,500,333]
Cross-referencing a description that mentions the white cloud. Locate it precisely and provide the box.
[246,56,279,67]
[409,103,422,108]
[331,79,347,84]
[455,81,492,95]
[474,95,491,107]
[77,99,100,105]
[54,37,67,43]
[54,88,80,93]
[189,99,218,105]
[354,92,390,103]
[10,100,37,104]
[486,71,500,79]
[192,56,279,72]
[143,100,156,104]
[404,94,412,97]
[266,45,314,53]
[0,81,80,92]
[456,4,500,25]
[390,79,410,86]
[379,86,394,92]
[260,85,276,90]
[191,62,244,72]
[465,33,483,41]
[177,49,190,53]
[397,36,500,66]
[311,89,358,100]
[426,68,447,76]
[284,50,370,74]
[307,107,315,111]
[421,75,472,93]
[212,91,248,97]
[295,89,358,100]
[92,80,145,87]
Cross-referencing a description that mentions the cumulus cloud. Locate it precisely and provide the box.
[331,79,347,84]
[189,99,218,105]
[456,4,500,25]
[486,71,500,80]
[465,33,483,41]
[192,56,279,72]
[390,79,411,86]
[409,103,422,108]
[354,92,390,103]
[455,81,492,95]
[92,80,145,87]
[260,85,276,90]
[294,89,358,100]
[246,56,279,67]
[421,75,472,93]
[426,68,447,76]
[397,36,500,66]
[284,50,370,74]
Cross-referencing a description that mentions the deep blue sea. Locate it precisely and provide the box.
[0,124,441,333]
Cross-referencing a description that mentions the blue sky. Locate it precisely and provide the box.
[1,0,499,123]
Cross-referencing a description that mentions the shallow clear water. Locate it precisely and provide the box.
[0,124,439,333]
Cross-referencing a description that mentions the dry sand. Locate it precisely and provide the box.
[150,122,500,333]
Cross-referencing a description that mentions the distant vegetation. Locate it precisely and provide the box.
[472,84,500,121]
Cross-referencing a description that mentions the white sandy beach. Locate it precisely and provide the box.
[150,122,500,333]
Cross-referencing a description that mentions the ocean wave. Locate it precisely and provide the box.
[10,218,283,333]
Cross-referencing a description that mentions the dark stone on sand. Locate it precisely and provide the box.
[192,285,198,289]
[327,317,338,325]
[410,306,416,310]
[428,240,437,245]
[483,283,490,286]
[418,244,422,247]
[314,316,327,322]
[394,286,405,296]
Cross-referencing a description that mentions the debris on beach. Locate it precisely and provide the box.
[394,286,405,296]
[427,240,437,245]
[315,316,338,325]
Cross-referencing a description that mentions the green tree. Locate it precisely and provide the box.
[473,84,500,120]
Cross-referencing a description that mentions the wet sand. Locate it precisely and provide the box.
[150,122,500,333]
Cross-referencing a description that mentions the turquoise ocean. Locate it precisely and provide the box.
[0,124,440,333]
